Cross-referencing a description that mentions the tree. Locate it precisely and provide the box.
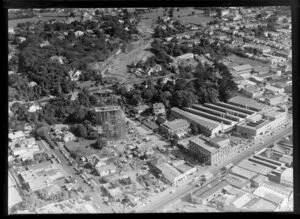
[77,124,87,138]
[93,137,108,150]
[35,126,50,139]
[190,123,200,134]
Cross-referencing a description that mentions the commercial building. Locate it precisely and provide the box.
[189,136,231,165]
[171,105,236,137]
[267,167,293,187]
[236,108,288,139]
[224,173,251,189]
[281,168,293,187]
[237,160,273,176]
[242,197,277,211]
[231,64,253,79]
[250,174,269,188]
[171,160,197,176]
[190,178,229,205]
[230,166,257,180]
[153,162,187,185]
[253,183,290,210]
[159,119,190,138]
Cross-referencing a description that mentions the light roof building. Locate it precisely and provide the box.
[9,131,25,142]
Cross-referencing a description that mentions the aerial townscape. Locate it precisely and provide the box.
[8,7,293,214]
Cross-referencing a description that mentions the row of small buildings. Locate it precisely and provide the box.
[189,135,293,211]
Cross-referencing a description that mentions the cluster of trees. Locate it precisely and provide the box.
[154,18,186,38]
[146,37,232,70]
[10,12,140,102]
[251,24,277,39]
[119,60,237,110]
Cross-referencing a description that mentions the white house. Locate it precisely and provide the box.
[9,131,25,142]
[63,133,76,143]
[28,103,42,113]
[74,30,84,37]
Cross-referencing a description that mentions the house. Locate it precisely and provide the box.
[74,30,84,37]
[62,133,76,143]
[28,103,42,112]
[147,64,162,75]
[159,119,190,138]
[9,131,25,142]
[39,40,50,48]
[68,69,82,81]
[8,27,15,34]
[134,104,150,115]
[96,164,117,177]
[153,103,166,117]
[50,55,65,64]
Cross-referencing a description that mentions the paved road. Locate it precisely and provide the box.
[138,124,293,213]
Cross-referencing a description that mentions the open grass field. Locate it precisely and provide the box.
[8,16,65,28]
[177,14,212,25]
[141,8,165,26]
[224,54,272,71]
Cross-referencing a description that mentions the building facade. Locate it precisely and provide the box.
[189,137,231,165]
